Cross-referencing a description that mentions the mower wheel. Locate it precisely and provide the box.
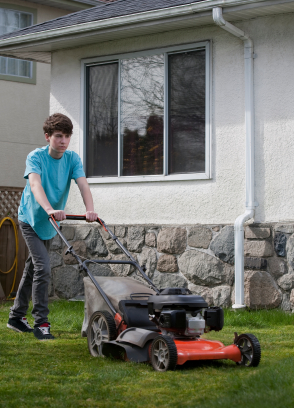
[236,333,261,367]
[87,311,117,357]
[150,335,178,372]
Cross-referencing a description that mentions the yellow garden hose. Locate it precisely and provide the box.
[0,217,18,299]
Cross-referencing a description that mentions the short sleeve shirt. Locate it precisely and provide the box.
[18,145,85,240]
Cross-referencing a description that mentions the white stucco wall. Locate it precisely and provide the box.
[0,0,75,188]
[50,13,294,225]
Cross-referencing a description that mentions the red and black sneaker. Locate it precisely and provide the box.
[7,317,33,333]
[33,323,55,340]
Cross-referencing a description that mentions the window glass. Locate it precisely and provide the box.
[0,8,33,79]
[168,50,206,174]
[86,63,118,177]
[85,45,208,179]
[121,55,164,176]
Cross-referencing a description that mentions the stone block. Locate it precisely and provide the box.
[210,226,234,264]
[274,223,294,234]
[152,271,188,290]
[244,270,282,309]
[281,293,291,311]
[88,263,115,277]
[137,247,157,278]
[106,239,127,254]
[244,240,273,257]
[85,228,108,257]
[63,241,87,265]
[115,226,126,238]
[188,226,212,249]
[50,234,63,250]
[268,258,287,279]
[100,226,113,241]
[49,251,63,269]
[244,257,267,270]
[188,283,213,306]
[157,227,186,254]
[157,254,178,273]
[212,226,220,232]
[127,226,145,253]
[274,233,287,257]
[60,226,75,241]
[290,289,294,310]
[286,234,294,269]
[245,226,271,239]
[145,232,157,247]
[212,285,231,307]
[75,226,92,241]
[277,274,294,291]
[53,265,84,299]
[178,249,234,287]
[109,254,135,277]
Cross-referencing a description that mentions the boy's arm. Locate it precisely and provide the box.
[76,177,98,222]
[28,173,66,221]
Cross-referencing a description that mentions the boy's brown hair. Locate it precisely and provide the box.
[43,113,73,136]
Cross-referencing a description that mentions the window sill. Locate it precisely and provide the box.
[87,173,211,184]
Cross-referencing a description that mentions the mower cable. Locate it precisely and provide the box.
[0,217,18,299]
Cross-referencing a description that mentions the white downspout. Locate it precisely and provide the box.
[212,7,257,309]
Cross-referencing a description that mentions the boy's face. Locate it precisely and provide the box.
[45,131,71,158]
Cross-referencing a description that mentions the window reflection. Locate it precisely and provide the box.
[168,50,206,174]
[121,55,164,176]
[86,63,118,177]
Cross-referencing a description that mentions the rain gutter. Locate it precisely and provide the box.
[213,7,257,309]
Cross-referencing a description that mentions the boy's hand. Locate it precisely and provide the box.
[85,211,98,222]
[48,209,67,221]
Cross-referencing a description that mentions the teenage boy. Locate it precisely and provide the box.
[7,113,97,340]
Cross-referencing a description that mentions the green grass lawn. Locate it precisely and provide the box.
[1,300,294,408]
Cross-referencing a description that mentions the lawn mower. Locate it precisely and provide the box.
[49,215,261,371]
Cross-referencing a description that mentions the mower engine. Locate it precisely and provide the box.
[148,287,224,338]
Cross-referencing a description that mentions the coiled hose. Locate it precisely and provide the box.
[0,217,18,299]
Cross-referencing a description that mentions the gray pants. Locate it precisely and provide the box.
[9,221,52,326]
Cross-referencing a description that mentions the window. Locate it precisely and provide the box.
[0,7,35,82]
[83,42,210,183]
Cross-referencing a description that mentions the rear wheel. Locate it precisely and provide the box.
[236,333,261,367]
[150,335,177,372]
[87,311,117,357]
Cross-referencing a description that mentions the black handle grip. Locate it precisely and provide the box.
[65,215,87,220]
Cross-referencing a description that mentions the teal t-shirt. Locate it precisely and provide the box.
[18,145,85,240]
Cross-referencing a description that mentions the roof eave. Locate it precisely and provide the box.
[0,0,294,62]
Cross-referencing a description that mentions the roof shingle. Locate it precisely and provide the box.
[0,0,203,40]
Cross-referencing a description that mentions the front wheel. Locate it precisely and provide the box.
[236,333,261,367]
[150,335,178,372]
[87,311,117,357]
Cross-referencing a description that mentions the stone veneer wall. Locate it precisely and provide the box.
[48,222,294,311]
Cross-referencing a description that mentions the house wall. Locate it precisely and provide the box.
[0,0,75,188]
[50,12,294,226]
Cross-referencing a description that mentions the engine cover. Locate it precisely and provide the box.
[148,294,208,314]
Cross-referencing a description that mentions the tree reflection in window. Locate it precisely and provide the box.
[168,50,206,174]
[121,55,164,176]
[86,62,118,177]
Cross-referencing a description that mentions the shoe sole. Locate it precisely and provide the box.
[7,324,33,333]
